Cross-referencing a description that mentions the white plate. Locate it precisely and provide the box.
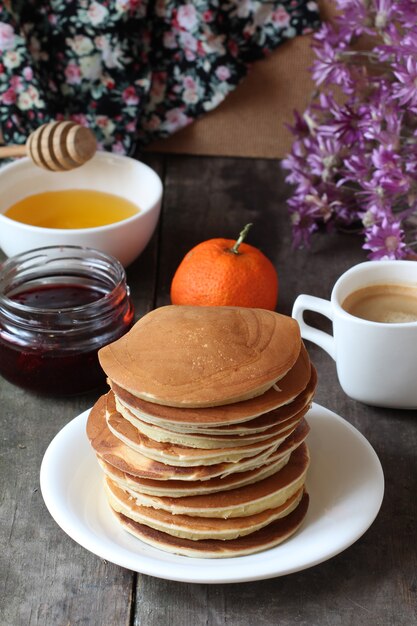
[40,403,384,584]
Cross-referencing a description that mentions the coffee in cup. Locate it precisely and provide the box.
[342,283,417,324]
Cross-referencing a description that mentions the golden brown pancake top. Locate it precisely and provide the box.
[99,305,301,408]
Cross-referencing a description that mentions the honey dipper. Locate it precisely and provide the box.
[0,121,97,171]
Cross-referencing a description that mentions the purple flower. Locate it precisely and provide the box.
[311,41,353,88]
[371,146,410,192]
[286,109,310,138]
[282,150,313,190]
[306,136,343,182]
[313,23,348,48]
[393,56,417,107]
[395,1,417,28]
[319,100,366,144]
[283,0,417,259]
[373,0,397,30]
[355,177,392,211]
[287,194,320,249]
[288,185,347,245]
[333,0,372,37]
[405,157,417,177]
[378,152,410,179]
[363,218,407,259]
[341,153,372,185]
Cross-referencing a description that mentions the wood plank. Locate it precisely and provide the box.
[0,381,133,625]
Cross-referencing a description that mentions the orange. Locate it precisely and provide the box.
[170,224,279,310]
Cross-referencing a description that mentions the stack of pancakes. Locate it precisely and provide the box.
[87,305,316,558]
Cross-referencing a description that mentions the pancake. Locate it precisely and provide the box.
[111,492,309,557]
[106,393,298,467]
[98,305,301,407]
[105,478,305,540]
[98,419,310,497]
[118,443,309,518]
[87,395,295,481]
[100,451,291,497]
[118,399,304,449]
[110,343,312,428]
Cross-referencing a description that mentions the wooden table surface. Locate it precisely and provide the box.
[1,154,416,626]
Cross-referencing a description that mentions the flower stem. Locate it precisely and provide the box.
[338,50,380,60]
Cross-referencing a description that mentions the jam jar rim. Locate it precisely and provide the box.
[0,245,126,316]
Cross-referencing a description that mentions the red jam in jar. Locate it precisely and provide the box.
[0,246,134,395]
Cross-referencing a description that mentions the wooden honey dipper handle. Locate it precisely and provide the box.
[0,144,27,158]
[0,121,97,171]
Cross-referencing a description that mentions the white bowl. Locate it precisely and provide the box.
[0,152,163,267]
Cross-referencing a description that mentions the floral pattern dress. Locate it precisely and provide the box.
[0,1,320,155]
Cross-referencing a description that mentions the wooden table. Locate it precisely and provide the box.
[1,154,416,625]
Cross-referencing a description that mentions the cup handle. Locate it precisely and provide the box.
[292,294,336,360]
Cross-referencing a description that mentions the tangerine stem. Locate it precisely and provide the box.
[231,223,253,254]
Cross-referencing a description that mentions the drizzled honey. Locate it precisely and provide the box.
[5,189,139,229]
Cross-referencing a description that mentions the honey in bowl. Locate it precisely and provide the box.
[4,189,139,229]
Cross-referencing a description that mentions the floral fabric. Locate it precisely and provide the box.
[0,1,320,155]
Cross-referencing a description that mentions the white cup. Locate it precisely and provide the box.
[292,260,417,408]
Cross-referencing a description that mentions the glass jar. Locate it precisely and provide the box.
[0,246,134,395]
